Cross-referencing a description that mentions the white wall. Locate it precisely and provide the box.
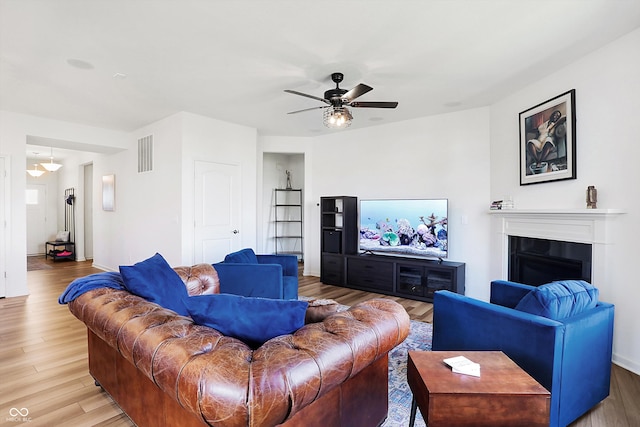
[3,27,638,374]
[59,150,118,264]
[180,112,258,264]
[263,108,492,299]
[0,111,129,297]
[489,28,640,374]
[92,111,259,270]
[0,110,259,295]
[25,155,59,253]
[113,113,185,267]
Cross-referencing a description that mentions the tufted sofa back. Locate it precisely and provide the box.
[173,263,220,296]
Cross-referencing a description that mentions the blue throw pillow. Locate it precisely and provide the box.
[184,294,308,347]
[224,248,259,264]
[119,253,189,316]
[514,280,599,320]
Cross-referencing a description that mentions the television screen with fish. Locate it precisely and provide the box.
[359,199,448,259]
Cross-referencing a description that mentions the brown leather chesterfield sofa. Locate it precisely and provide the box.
[67,264,410,427]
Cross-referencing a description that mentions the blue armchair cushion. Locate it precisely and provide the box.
[184,294,308,347]
[224,248,259,264]
[119,253,190,316]
[514,280,599,320]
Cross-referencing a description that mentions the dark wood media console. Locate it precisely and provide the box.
[320,196,465,302]
[324,253,465,302]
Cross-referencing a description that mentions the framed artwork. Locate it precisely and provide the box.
[519,89,576,185]
[102,174,115,211]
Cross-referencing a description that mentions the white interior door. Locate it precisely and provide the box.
[26,184,47,255]
[0,157,6,297]
[194,161,241,264]
[84,163,94,259]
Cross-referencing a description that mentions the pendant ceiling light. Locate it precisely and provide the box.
[323,106,353,129]
[27,153,45,177]
[41,146,62,172]
[27,164,44,177]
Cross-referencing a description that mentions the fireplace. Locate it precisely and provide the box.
[490,208,623,289]
[508,236,592,286]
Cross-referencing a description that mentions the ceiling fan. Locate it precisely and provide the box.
[284,72,398,128]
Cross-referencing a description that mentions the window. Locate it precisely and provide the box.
[26,189,39,205]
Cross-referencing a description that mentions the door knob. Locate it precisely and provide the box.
[232,229,239,234]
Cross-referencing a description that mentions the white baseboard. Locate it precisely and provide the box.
[613,353,640,376]
[90,263,116,272]
[303,269,320,277]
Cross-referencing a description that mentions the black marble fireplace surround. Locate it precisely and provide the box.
[508,236,592,286]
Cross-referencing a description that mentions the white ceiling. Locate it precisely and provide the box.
[3,0,640,150]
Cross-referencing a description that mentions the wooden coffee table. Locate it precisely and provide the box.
[407,351,550,427]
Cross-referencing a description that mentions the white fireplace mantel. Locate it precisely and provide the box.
[489,208,624,219]
[490,208,625,287]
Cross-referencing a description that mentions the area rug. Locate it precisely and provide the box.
[382,320,430,427]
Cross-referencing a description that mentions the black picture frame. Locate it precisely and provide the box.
[519,89,576,185]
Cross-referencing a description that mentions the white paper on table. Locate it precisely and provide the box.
[443,355,481,377]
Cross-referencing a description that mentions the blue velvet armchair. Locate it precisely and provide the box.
[432,280,614,427]
[213,248,298,299]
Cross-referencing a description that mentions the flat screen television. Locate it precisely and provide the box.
[359,198,448,259]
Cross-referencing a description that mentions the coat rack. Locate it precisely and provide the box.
[45,188,76,261]
[65,188,75,244]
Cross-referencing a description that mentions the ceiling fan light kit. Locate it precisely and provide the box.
[324,106,353,129]
[285,72,398,129]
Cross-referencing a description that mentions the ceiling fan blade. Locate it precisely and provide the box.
[342,84,373,102]
[350,101,399,109]
[287,105,328,115]
[284,89,330,104]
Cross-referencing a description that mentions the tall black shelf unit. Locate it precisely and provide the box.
[320,195,465,303]
[320,196,358,284]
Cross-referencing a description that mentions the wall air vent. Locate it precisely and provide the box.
[138,135,153,173]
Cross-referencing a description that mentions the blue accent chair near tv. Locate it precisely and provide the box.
[213,248,298,299]
[432,280,615,427]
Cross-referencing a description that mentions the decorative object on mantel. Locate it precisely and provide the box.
[519,89,576,185]
[490,196,514,210]
[587,186,598,209]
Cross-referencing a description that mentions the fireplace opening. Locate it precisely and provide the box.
[509,236,592,286]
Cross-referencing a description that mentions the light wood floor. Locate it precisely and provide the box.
[1,259,638,426]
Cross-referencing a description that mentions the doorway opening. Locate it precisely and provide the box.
[262,153,305,261]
